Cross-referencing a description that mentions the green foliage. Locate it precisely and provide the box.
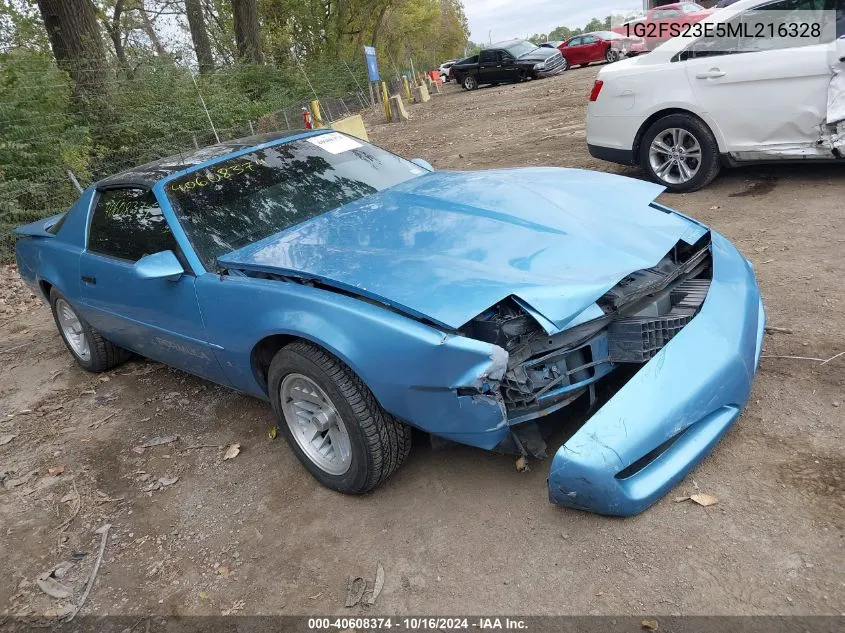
[0,0,469,261]
[0,51,90,259]
[0,50,371,261]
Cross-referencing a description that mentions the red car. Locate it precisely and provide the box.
[621,2,714,49]
[557,31,645,71]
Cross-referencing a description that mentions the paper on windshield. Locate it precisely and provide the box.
[307,132,363,155]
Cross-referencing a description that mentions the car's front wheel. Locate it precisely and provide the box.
[639,113,721,193]
[49,289,131,372]
[268,340,411,494]
[462,74,478,90]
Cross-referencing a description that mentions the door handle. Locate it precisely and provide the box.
[696,69,726,79]
[81,275,96,285]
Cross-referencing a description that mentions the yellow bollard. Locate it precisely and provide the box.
[403,76,412,103]
[310,99,323,128]
[381,81,391,121]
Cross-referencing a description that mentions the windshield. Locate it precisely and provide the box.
[504,41,538,57]
[682,3,704,11]
[165,133,424,269]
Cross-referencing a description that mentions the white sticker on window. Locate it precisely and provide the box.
[306,132,363,155]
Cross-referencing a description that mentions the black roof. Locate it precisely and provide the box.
[95,130,310,189]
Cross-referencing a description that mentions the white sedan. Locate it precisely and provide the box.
[587,0,844,192]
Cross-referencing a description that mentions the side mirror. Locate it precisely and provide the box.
[411,158,434,172]
[134,250,184,282]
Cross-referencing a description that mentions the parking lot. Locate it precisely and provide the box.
[1,65,843,618]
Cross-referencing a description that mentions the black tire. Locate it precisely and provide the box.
[606,48,619,63]
[639,113,721,193]
[268,340,412,495]
[462,74,478,90]
[49,289,130,373]
[579,63,589,68]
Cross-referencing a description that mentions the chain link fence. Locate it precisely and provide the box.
[0,55,382,261]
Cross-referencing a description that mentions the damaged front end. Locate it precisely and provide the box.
[460,228,764,516]
[459,234,713,461]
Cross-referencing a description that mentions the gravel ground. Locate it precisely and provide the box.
[1,64,843,619]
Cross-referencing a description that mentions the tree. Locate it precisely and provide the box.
[97,0,129,67]
[136,1,166,56]
[36,0,108,96]
[185,0,214,72]
[231,0,263,63]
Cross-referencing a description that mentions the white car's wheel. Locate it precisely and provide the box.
[639,114,721,193]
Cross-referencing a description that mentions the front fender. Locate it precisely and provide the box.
[196,273,511,448]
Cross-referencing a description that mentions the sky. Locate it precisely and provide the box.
[463,0,646,41]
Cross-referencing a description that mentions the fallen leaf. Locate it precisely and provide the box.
[199,591,209,600]
[223,443,240,461]
[221,599,245,615]
[4,470,37,489]
[48,466,65,476]
[268,426,278,440]
[345,576,366,607]
[42,603,75,618]
[0,433,16,446]
[137,435,178,449]
[157,475,178,488]
[641,619,659,631]
[690,493,718,507]
[36,575,72,599]
[51,561,74,579]
[366,562,385,605]
[675,496,691,503]
[216,565,230,577]
[515,456,529,473]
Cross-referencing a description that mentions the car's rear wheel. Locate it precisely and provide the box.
[462,74,478,90]
[50,289,130,372]
[606,48,619,63]
[639,113,721,193]
[268,340,412,494]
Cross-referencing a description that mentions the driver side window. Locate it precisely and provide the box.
[88,188,179,262]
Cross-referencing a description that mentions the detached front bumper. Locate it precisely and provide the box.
[536,66,566,78]
[548,231,765,516]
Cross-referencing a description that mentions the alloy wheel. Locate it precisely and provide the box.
[280,373,352,475]
[55,298,91,362]
[648,127,703,185]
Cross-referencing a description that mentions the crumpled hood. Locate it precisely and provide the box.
[218,168,707,332]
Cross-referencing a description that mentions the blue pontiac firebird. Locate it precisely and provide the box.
[14,130,765,516]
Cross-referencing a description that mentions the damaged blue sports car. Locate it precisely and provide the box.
[14,130,765,516]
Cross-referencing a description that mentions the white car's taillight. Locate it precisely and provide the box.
[589,80,604,102]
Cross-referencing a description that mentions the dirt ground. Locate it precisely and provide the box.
[1,65,843,620]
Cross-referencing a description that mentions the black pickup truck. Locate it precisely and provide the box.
[450,40,566,90]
